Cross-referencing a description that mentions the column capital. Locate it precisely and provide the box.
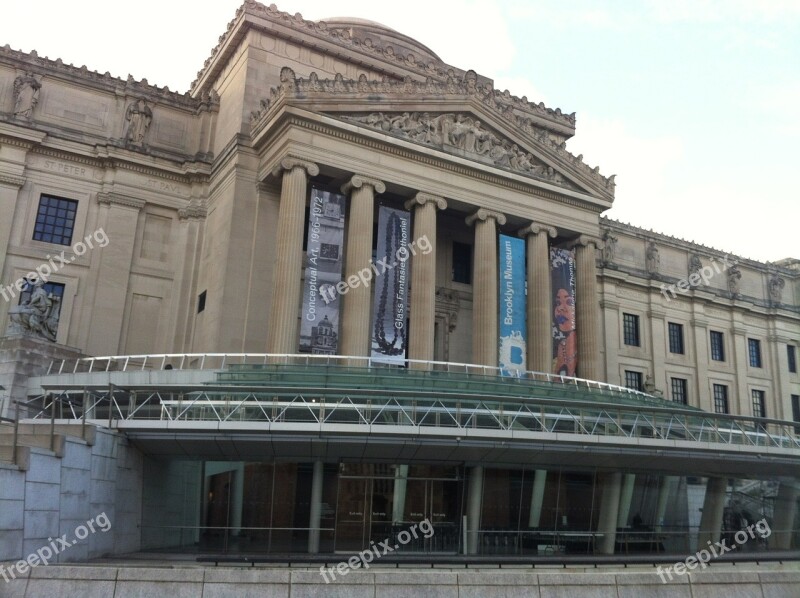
[405,192,447,211]
[341,174,386,195]
[568,234,603,250]
[465,208,506,227]
[518,222,557,239]
[271,156,319,178]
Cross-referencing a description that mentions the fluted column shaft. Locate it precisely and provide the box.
[340,175,385,358]
[519,224,557,373]
[406,193,447,369]
[266,158,318,354]
[573,236,603,381]
[467,209,506,367]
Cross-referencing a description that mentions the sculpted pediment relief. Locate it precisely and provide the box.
[342,112,575,190]
[252,67,615,199]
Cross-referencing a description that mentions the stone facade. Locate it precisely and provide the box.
[0,0,797,425]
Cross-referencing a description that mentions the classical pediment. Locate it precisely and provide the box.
[341,112,577,190]
[251,68,615,200]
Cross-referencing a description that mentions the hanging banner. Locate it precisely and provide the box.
[299,188,346,354]
[498,234,527,376]
[370,206,410,365]
[550,248,577,377]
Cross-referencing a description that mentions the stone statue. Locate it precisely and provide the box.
[768,275,785,303]
[602,231,617,264]
[7,280,60,342]
[13,72,41,119]
[646,242,660,275]
[124,98,153,146]
[727,265,742,295]
[689,253,703,277]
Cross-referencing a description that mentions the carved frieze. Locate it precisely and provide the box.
[344,111,574,189]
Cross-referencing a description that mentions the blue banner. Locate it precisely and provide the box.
[498,234,527,376]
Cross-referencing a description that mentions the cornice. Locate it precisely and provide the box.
[264,114,606,214]
[178,204,208,220]
[0,174,25,188]
[0,46,216,112]
[96,193,145,210]
[193,1,576,131]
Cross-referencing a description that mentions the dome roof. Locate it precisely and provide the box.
[321,17,441,63]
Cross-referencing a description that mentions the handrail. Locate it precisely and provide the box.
[47,353,655,399]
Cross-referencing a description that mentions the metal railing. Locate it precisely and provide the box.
[45,353,657,401]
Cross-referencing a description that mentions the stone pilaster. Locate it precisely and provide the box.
[340,175,385,358]
[466,209,506,368]
[405,193,447,369]
[265,157,319,354]
[571,235,603,381]
[518,223,557,373]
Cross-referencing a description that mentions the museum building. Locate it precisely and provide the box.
[0,1,798,561]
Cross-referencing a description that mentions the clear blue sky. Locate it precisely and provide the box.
[4,0,798,262]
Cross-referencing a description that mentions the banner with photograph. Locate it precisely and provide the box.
[498,234,527,376]
[299,188,346,354]
[550,247,577,377]
[370,205,410,365]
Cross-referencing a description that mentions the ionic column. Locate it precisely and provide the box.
[518,224,557,373]
[698,477,727,548]
[266,158,319,354]
[340,175,385,358]
[405,193,447,369]
[466,209,506,367]
[571,236,603,381]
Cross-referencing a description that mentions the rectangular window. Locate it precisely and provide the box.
[668,322,685,354]
[20,281,65,304]
[623,313,640,347]
[671,377,688,404]
[624,370,643,392]
[751,389,766,419]
[197,290,206,313]
[452,242,472,284]
[748,338,762,368]
[788,345,797,374]
[792,395,800,435]
[32,195,78,246]
[710,331,725,362]
[713,384,729,414]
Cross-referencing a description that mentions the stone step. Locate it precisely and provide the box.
[0,444,30,470]
[0,433,65,457]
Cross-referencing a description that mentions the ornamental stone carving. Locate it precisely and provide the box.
[12,72,41,119]
[347,111,571,188]
[768,274,785,303]
[727,265,742,295]
[689,253,703,278]
[646,242,660,275]
[7,280,60,342]
[602,231,617,265]
[124,98,153,147]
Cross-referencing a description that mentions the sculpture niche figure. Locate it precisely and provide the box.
[7,280,60,342]
[124,98,152,147]
[13,73,41,119]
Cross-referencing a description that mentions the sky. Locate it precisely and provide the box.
[3,0,798,262]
